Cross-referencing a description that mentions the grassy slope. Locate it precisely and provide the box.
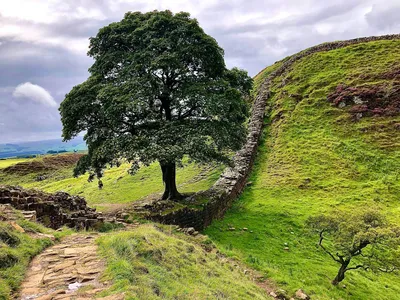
[97,224,269,300]
[0,212,72,299]
[0,159,222,212]
[206,40,400,300]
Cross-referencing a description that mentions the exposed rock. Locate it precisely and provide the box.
[0,185,104,230]
[19,234,108,300]
[295,289,310,300]
[9,221,25,233]
[270,291,278,297]
[186,227,195,235]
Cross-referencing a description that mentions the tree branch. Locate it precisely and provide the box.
[178,105,198,120]
[346,264,368,272]
[378,266,397,273]
[319,231,341,264]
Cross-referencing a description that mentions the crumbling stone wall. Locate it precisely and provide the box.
[132,34,400,230]
[0,185,104,229]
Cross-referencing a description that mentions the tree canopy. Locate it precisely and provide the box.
[59,10,252,199]
[308,209,400,285]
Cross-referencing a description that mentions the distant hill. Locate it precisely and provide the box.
[0,137,86,159]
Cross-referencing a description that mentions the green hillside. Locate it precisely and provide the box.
[206,39,400,299]
[0,156,222,212]
[2,38,400,300]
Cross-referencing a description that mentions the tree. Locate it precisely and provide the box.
[307,209,400,285]
[59,10,251,200]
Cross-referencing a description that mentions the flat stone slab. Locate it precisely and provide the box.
[19,234,109,300]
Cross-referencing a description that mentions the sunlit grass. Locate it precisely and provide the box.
[207,40,400,300]
[0,158,31,169]
[1,160,223,212]
[96,224,269,299]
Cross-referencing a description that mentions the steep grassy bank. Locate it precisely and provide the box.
[206,39,400,299]
[97,224,269,299]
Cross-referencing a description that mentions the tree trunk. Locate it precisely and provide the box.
[332,261,349,285]
[160,162,182,201]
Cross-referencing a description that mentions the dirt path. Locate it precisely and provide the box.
[19,233,113,300]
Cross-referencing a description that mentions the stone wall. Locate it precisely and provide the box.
[0,185,104,229]
[131,34,400,230]
[212,34,400,205]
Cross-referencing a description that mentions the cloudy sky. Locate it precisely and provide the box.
[0,0,399,143]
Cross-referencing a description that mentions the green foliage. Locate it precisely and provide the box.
[60,10,251,184]
[308,209,400,284]
[206,39,400,299]
[96,224,267,299]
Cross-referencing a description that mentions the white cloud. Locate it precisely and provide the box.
[13,82,57,107]
[1,0,400,143]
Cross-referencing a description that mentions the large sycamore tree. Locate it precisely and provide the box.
[60,10,252,200]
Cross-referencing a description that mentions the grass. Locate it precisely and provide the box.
[0,158,31,169]
[96,224,269,299]
[2,38,400,300]
[0,210,73,299]
[206,40,400,300]
[0,159,223,213]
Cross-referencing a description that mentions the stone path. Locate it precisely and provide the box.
[19,233,112,300]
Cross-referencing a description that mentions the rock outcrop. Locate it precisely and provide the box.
[0,185,104,229]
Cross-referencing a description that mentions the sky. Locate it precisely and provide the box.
[0,0,400,143]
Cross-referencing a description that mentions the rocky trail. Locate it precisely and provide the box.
[18,233,122,300]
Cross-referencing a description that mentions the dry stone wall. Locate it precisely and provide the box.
[133,34,400,230]
[0,185,104,229]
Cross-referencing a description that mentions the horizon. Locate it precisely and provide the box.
[1,0,400,143]
[0,135,84,146]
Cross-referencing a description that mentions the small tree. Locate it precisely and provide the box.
[59,10,252,200]
[307,209,400,285]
